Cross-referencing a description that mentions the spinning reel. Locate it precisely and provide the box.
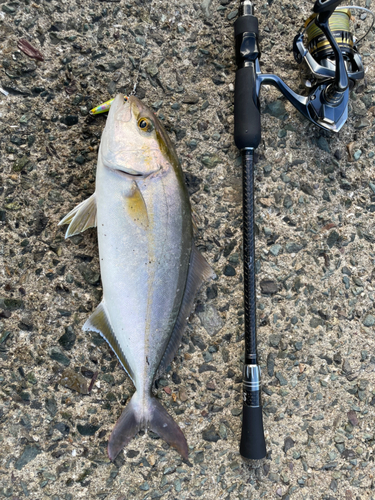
[294,8,365,87]
[292,0,373,131]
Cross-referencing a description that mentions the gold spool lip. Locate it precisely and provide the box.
[310,38,354,53]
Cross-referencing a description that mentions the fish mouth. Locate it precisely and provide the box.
[107,166,160,179]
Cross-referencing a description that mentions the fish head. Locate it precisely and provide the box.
[100,94,179,178]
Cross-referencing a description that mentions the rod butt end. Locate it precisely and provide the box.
[240,404,267,461]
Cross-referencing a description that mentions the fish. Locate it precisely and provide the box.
[59,94,214,461]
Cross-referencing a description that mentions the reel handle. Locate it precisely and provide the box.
[313,0,344,22]
[314,0,348,96]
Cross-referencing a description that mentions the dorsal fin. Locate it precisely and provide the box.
[157,245,215,374]
[83,301,134,383]
[58,193,97,238]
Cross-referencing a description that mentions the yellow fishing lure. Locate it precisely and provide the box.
[90,96,128,115]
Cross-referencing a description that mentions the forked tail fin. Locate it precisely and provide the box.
[148,397,189,460]
[108,392,188,461]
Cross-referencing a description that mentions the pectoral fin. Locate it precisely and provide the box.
[83,301,134,383]
[58,193,97,238]
[157,244,215,374]
[125,182,148,230]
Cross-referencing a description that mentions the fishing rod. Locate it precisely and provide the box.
[234,0,372,462]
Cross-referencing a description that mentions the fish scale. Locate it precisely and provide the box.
[59,94,214,460]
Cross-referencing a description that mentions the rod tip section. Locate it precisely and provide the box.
[240,405,267,461]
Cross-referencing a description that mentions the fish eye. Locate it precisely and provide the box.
[138,118,152,132]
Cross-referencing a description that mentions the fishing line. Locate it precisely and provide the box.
[130,0,157,96]
[338,6,375,45]
[303,5,375,60]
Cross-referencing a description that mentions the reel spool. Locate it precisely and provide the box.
[293,6,373,88]
[305,10,355,70]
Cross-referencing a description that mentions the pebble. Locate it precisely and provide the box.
[194,451,204,464]
[49,347,70,366]
[59,368,88,394]
[15,445,41,470]
[201,155,221,169]
[201,0,213,18]
[285,242,303,253]
[354,119,370,130]
[363,314,375,327]
[13,156,30,172]
[182,95,199,104]
[327,230,340,248]
[223,264,236,276]
[202,425,221,442]
[283,194,293,208]
[265,100,286,119]
[269,244,282,256]
[317,136,331,153]
[77,423,101,436]
[283,436,295,453]
[267,352,276,376]
[227,10,238,20]
[276,372,288,386]
[264,165,272,176]
[45,397,58,417]
[197,304,223,335]
[78,263,100,285]
[58,326,76,351]
[0,298,23,310]
[61,115,79,127]
[218,423,227,440]
[260,280,278,294]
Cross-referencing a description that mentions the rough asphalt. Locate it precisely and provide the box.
[0,0,375,499]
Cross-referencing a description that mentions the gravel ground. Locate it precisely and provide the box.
[1,0,375,499]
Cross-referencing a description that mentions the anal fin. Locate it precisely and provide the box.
[58,193,97,238]
[158,244,215,373]
[83,301,134,383]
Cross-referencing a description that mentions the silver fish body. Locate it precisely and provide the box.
[59,95,213,460]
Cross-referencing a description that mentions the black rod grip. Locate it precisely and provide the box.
[234,64,261,150]
[240,405,267,460]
